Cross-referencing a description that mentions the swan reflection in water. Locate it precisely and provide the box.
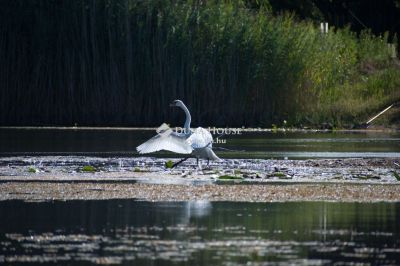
[186,200,212,219]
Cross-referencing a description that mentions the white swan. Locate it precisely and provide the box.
[136,100,220,168]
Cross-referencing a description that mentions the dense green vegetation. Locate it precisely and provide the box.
[0,0,399,127]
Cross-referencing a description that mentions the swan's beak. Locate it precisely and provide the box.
[169,103,175,107]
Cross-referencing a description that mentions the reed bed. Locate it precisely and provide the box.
[0,0,398,127]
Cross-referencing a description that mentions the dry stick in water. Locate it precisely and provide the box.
[366,103,395,125]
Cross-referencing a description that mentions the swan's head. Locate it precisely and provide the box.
[169,100,185,108]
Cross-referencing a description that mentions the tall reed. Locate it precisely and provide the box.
[0,0,398,127]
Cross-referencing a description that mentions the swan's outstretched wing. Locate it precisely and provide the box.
[136,133,193,154]
[187,127,213,149]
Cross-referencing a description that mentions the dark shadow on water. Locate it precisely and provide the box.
[0,128,399,159]
[0,200,399,265]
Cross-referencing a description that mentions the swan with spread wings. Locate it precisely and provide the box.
[136,100,220,168]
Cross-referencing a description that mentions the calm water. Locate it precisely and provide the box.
[1,129,399,265]
[0,200,399,265]
[0,128,399,159]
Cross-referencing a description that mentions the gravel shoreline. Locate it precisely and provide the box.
[1,156,399,202]
[1,181,400,202]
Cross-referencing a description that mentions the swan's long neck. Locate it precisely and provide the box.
[180,103,191,134]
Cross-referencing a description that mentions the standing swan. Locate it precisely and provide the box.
[136,100,220,168]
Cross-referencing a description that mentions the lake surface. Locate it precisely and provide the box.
[0,128,399,159]
[0,200,399,265]
[1,128,399,264]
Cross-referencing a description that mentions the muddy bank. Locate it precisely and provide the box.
[1,182,400,202]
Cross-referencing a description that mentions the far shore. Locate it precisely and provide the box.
[0,126,399,132]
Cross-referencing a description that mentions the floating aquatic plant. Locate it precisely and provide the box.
[274,172,286,178]
[354,175,380,180]
[28,167,37,173]
[165,160,174,169]
[234,169,242,175]
[218,175,243,180]
[81,165,96,172]
[393,171,400,181]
